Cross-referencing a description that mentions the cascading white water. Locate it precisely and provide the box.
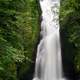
[33,0,66,80]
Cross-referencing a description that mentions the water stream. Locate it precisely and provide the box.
[33,0,66,80]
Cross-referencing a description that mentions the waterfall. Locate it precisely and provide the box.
[33,0,66,80]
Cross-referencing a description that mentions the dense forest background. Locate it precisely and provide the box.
[0,0,80,80]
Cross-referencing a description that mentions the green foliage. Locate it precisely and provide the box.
[60,0,80,73]
[0,0,39,80]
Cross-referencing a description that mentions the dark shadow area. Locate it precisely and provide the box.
[60,30,76,80]
[60,12,80,80]
[18,63,35,80]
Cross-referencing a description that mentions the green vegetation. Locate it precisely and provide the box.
[0,0,39,80]
[0,0,80,80]
[60,0,80,75]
